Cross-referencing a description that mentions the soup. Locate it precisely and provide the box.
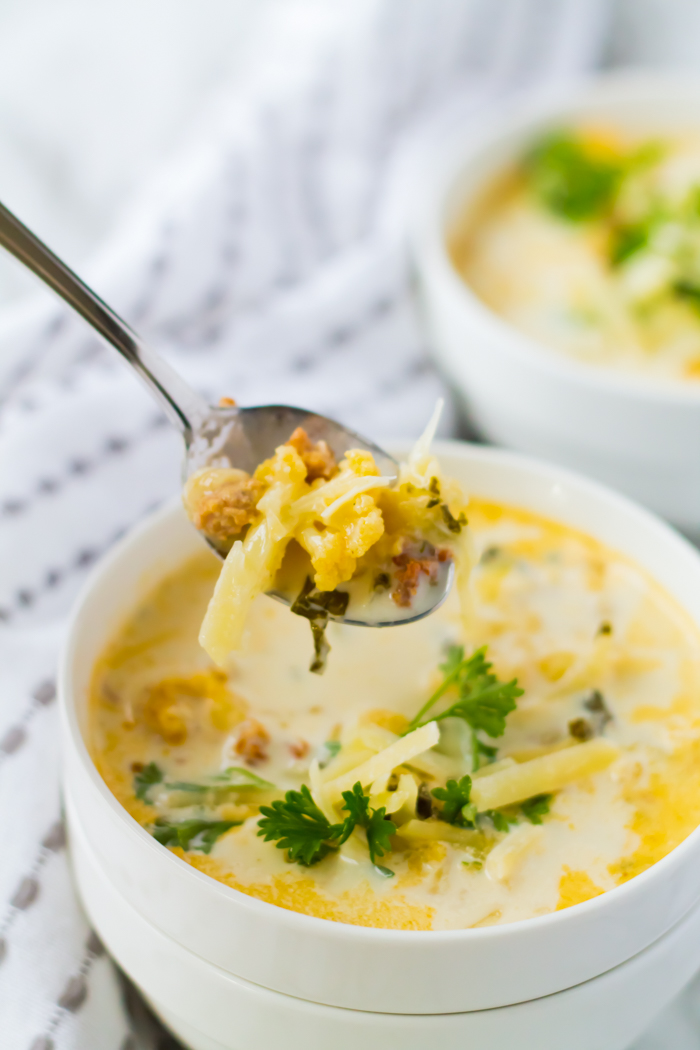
[89,496,700,930]
[453,127,700,381]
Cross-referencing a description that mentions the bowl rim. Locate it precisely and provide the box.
[413,67,700,406]
[59,438,700,944]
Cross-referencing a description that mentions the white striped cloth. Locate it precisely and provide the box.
[0,2,624,1047]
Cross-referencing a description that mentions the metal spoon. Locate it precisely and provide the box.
[0,200,453,625]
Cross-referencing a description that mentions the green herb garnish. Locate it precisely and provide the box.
[406,646,522,769]
[291,576,350,674]
[441,504,466,533]
[257,785,351,866]
[151,818,241,853]
[340,782,397,872]
[257,781,396,871]
[485,808,520,833]
[165,766,274,795]
[525,132,621,222]
[134,762,163,803]
[431,776,476,827]
[609,222,649,267]
[318,740,342,768]
[674,279,700,314]
[520,794,553,824]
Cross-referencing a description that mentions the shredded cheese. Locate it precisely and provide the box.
[323,722,440,801]
[471,738,618,812]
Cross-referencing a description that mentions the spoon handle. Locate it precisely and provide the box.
[0,200,208,440]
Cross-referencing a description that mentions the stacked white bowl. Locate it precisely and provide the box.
[60,443,700,1050]
[414,73,700,536]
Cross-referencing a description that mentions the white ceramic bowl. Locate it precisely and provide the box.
[60,442,700,1021]
[414,72,700,533]
[67,790,700,1050]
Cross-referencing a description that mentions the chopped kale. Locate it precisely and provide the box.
[291,576,350,674]
[441,504,465,533]
[164,766,274,795]
[309,623,330,674]
[134,762,163,803]
[318,740,342,768]
[151,818,241,853]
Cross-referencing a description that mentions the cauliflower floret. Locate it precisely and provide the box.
[343,449,380,477]
[298,528,356,591]
[297,493,385,591]
[336,494,384,557]
[254,444,309,495]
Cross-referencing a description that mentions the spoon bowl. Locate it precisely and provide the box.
[0,199,451,626]
[187,402,398,479]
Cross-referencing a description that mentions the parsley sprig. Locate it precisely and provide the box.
[406,645,522,769]
[257,782,397,873]
[340,782,397,874]
[431,776,476,827]
[257,786,350,865]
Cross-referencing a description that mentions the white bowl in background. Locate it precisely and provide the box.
[413,72,700,535]
[59,442,700,1032]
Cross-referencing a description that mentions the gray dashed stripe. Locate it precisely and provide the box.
[0,499,165,624]
[11,877,40,911]
[0,725,26,755]
[284,292,398,375]
[28,928,109,1049]
[58,973,89,1012]
[0,818,66,951]
[0,679,56,765]
[29,1037,54,1050]
[0,413,168,523]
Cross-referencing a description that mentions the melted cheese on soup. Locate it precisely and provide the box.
[90,499,700,930]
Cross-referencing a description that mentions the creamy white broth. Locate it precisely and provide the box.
[90,499,700,930]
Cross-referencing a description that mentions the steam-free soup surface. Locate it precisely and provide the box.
[90,499,700,930]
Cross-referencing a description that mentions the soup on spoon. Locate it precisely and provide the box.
[184,405,468,673]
